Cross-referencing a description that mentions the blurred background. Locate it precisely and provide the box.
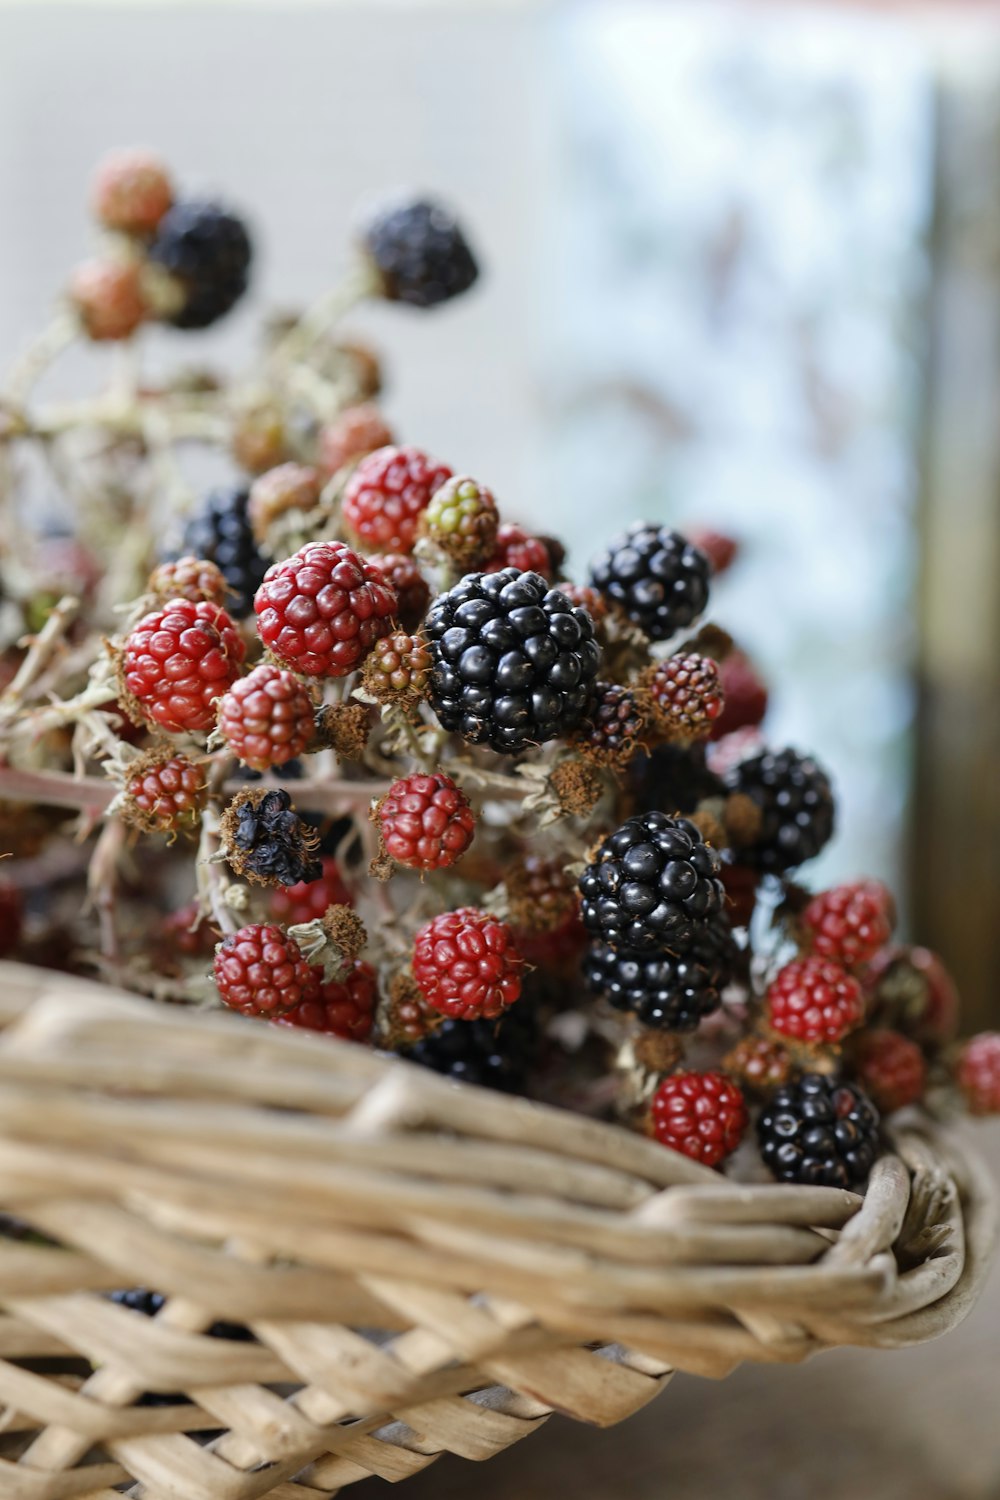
[2,1,1000,1494]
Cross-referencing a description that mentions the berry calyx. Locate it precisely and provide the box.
[247,463,320,545]
[650,1071,748,1167]
[955,1033,1000,1115]
[362,196,479,308]
[765,956,864,1046]
[646,652,725,742]
[122,749,206,834]
[70,260,147,342]
[274,959,377,1043]
[319,404,394,478]
[377,772,476,872]
[120,597,245,734]
[92,147,173,235]
[412,908,524,1019]
[419,476,499,568]
[486,523,556,580]
[147,555,228,606]
[214,923,322,1018]
[219,788,321,889]
[361,630,432,707]
[254,540,397,678]
[851,1028,927,1114]
[800,880,895,969]
[216,662,315,771]
[342,445,452,553]
[758,1074,880,1187]
[579,811,724,953]
[270,857,352,927]
[365,553,430,631]
[588,523,710,641]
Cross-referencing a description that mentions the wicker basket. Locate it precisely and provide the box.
[0,961,995,1500]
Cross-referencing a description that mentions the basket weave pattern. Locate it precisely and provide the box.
[0,962,995,1500]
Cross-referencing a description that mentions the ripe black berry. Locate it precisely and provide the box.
[588,523,710,640]
[757,1073,880,1188]
[362,197,478,308]
[182,485,268,618]
[150,199,252,329]
[424,569,600,754]
[579,812,724,953]
[403,1007,537,1093]
[583,914,735,1030]
[725,747,835,873]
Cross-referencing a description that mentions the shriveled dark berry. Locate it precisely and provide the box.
[222,788,321,888]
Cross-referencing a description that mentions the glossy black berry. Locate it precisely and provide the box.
[362,197,478,308]
[579,812,724,953]
[150,200,252,329]
[182,485,268,618]
[404,1007,537,1093]
[228,789,321,888]
[725,746,835,873]
[757,1073,880,1188]
[588,523,710,641]
[584,914,735,1030]
[424,568,600,754]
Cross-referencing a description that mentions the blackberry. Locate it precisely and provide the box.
[221,788,321,888]
[725,747,835,873]
[403,1006,537,1093]
[362,196,478,308]
[579,812,724,953]
[182,485,268,618]
[583,914,735,1031]
[757,1073,880,1188]
[576,680,645,768]
[629,742,726,816]
[588,524,710,641]
[150,199,252,329]
[424,568,600,754]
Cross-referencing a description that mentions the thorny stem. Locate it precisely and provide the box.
[271,262,381,371]
[3,310,80,405]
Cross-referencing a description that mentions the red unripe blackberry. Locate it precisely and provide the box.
[270,856,352,926]
[801,880,894,969]
[486,523,555,580]
[254,541,397,678]
[651,1071,748,1167]
[955,1033,1000,1115]
[123,750,206,833]
[70,260,147,341]
[319,404,394,478]
[852,1028,927,1114]
[361,630,432,706]
[342,445,452,553]
[231,402,288,475]
[686,527,739,576]
[647,652,725,741]
[366,553,431,631]
[412,907,524,1019]
[0,880,23,959]
[558,582,608,624]
[216,663,315,771]
[92,147,173,235]
[121,597,245,733]
[710,650,769,740]
[214,923,322,1017]
[576,680,646,768]
[247,463,320,545]
[866,945,959,1048]
[159,901,216,958]
[766,956,864,1045]
[378,772,476,872]
[723,1033,792,1096]
[147,555,228,606]
[274,959,377,1043]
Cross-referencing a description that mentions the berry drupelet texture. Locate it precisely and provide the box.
[150,199,252,329]
[92,148,173,235]
[486,524,556,580]
[148,555,228,606]
[216,663,315,771]
[254,541,398,678]
[404,1006,538,1093]
[319,403,395,478]
[365,553,431,632]
[378,772,476,872]
[342,445,452,554]
[361,630,432,706]
[851,1028,927,1114]
[865,945,960,1048]
[247,463,320,545]
[412,907,524,1020]
[424,568,600,754]
[725,747,835,873]
[69,260,147,342]
[121,597,245,734]
[362,196,479,308]
[584,914,735,1031]
[723,1032,792,1096]
[270,856,352,927]
[800,880,894,969]
[122,751,206,834]
[651,1071,748,1167]
[955,1033,1000,1115]
[758,1073,880,1188]
[765,956,864,1045]
[579,812,724,953]
[419,476,498,568]
[222,789,321,888]
[588,523,710,641]
[214,923,322,1017]
[576,681,646,768]
[181,485,269,619]
[274,959,377,1043]
[647,652,725,742]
